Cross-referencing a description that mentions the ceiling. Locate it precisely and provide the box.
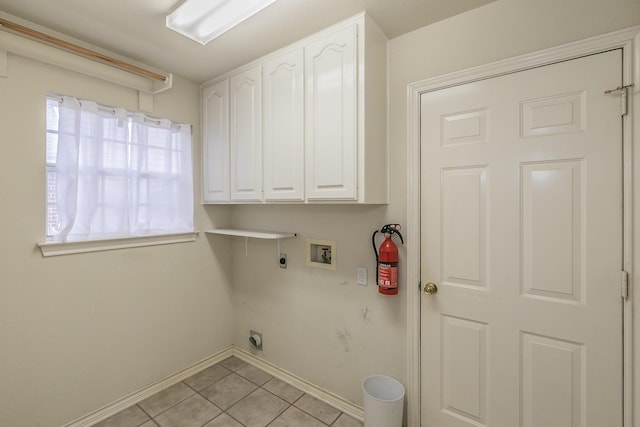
[0,0,496,83]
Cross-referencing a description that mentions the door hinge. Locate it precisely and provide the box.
[621,270,629,300]
[604,84,634,116]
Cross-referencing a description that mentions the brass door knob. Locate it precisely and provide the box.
[424,282,438,295]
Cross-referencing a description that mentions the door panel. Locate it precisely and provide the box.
[202,80,229,202]
[230,65,262,201]
[441,167,488,289]
[441,315,488,424]
[420,50,623,427]
[263,47,305,201]
[521,160,584,303]
[305,24,357,200]
[521,332,584,427]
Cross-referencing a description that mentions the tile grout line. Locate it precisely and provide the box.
[192,371,333,427]
[98,356,358,427]
[137,380,202,425]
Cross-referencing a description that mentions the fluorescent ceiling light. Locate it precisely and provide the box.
[167,0,279,45]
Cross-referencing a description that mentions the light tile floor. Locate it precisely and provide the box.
[93,356,363,427]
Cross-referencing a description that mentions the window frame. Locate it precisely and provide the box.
[40,95,198,256]
[38,231,198,257]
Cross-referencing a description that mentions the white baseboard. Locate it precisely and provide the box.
[232,347,364,422]
[62,347,234,427]
[61,345,363,427]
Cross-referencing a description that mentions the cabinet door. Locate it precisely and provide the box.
[230,66,263,201]
[202,80,229,202]
[305,24,357,200]
[263,48,305,201]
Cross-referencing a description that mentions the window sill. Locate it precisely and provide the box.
[38,232,199,257]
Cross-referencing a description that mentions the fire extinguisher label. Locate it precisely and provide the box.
[378,262,398,290]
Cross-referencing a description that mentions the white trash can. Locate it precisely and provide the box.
[362,375,405,427]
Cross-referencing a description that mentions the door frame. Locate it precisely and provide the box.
[406,26,640,427]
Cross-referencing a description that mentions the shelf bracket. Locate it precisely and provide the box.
[244,236,249,257]
[276,238,282,262]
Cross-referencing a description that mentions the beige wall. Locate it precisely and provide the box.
[388,0,640,154]
[2,0,640,425]
[0,55,234,426]
[227,203,406,405]
[386,0,639,423]
[230,0,640,413]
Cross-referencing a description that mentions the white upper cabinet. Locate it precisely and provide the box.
[230,65,263,201]
[201,13,388,204]
[304,15,388,203]
[263,48,305,201]
[305,25,357,200]
[202,80,229,202]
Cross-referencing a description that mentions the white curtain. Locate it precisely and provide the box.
[130,113,194,235]
[54,97,193,242]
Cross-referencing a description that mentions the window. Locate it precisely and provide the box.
[45,96,194,243]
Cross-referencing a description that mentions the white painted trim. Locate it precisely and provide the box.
[232,348,364,422]
[405,79,422,427]
[61,347,234,427]
[406,25,640,427]
[39,232,199,257]
[630,30,640,427]
[622,29,638,427]
[408,25,640,95]
[60,346,363,427]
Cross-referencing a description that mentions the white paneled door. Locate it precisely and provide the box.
[420,50,623,426]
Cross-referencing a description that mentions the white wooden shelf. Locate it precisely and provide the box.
[205,228,297,259]
[205,229,297,239]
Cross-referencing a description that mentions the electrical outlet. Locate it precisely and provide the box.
[357,267,367,285]
[279,253,287,269]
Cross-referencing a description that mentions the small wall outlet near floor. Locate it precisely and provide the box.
[249,330,263,351]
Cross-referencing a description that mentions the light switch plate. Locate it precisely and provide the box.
[357,267,367,285]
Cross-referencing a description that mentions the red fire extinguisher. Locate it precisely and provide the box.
[372,224,404,295]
